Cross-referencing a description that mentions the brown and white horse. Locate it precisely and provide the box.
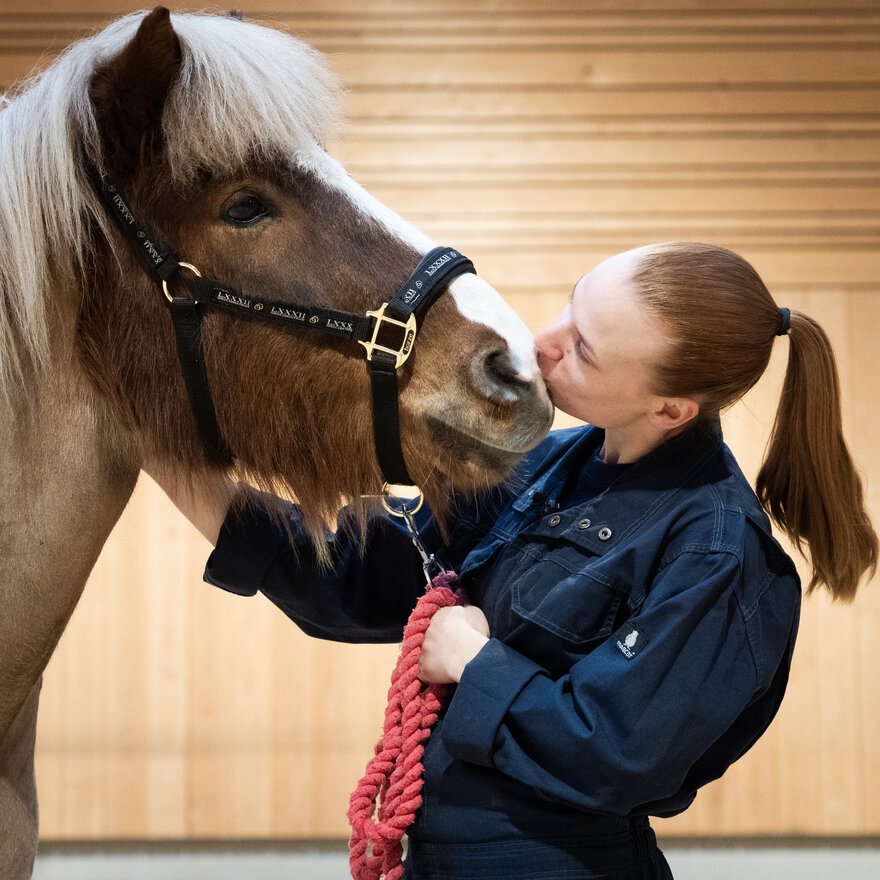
[0,8,552,875]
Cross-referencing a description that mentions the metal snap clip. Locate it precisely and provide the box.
[577,518,591,530]
[548,514,561,527]
[597,526,612,541]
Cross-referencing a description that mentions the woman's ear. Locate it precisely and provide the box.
[88,7,182,179]
[648,397,700,432]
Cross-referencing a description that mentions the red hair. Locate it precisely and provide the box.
[634,242,877,601]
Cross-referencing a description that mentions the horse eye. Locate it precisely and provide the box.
[222,193,272,226]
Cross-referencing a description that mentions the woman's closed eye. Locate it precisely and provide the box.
[575,336,593,365]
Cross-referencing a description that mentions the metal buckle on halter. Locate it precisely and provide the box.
[359,303,418,369]
[162,262,203,303]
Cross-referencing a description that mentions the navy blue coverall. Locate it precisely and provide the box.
[205,423,801,879]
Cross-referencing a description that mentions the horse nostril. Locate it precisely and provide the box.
[474,347,531,404]
[486,349,527,386]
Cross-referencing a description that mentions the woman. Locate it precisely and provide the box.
[151,242,877,879]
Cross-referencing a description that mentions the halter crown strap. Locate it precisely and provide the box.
[92,176,182,282]
[91,174,231,462]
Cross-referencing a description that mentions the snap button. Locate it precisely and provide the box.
[597,526,612,541]
[577,518,591,530]
[548,514,561,527]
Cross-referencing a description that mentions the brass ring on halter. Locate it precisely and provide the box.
[162,262,203,303]
[380,483,424,517]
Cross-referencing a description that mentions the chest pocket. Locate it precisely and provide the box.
[508,521,628,648]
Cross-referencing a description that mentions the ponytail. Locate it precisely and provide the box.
[633,242,877,601]
[756,311,878,601]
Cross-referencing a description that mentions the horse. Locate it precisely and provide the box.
[0,8,552,875]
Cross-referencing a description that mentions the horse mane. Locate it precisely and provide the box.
[0,10,341,400]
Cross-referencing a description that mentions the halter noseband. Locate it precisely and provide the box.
[90,173,475,486]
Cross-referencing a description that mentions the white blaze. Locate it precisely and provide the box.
[304,150,540,380]
[447,273,540,380]
[304,150,435,252]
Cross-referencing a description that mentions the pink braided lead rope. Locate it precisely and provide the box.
[348,571,460,880]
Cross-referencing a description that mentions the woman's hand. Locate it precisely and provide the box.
[419,604,490,684]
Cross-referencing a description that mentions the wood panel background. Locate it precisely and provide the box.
[1,0,877,839]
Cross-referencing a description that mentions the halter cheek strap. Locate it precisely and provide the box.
[167,286,231,460]
[90,172,475,484]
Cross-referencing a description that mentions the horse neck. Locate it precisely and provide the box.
[0,320,139,733]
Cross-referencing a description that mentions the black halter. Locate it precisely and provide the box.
[91,173,475,486]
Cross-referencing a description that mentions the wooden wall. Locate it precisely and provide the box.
[1,0,878,838]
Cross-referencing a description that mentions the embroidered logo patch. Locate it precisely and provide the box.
[615,622,648,660]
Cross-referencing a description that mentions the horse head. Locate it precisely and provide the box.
[71,9,554,532]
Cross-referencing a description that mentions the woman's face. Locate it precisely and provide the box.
[534,249,671,431]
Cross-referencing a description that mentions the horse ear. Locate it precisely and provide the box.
[89,7,182,178]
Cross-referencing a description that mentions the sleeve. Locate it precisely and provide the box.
[441,549,768,815]
[204,487,509,644]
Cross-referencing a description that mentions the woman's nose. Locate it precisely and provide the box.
[534,325,563,363]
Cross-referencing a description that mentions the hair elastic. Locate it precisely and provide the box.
[777,307,791,336]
